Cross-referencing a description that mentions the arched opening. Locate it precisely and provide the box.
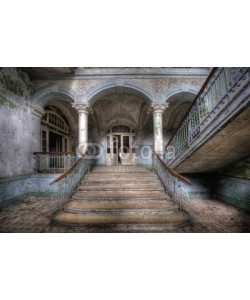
[41,105,72,152]
[88,86,152,166]
[36,100,78,173]
[163,91,197,146]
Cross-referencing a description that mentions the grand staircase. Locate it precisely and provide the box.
[53,166,190,232]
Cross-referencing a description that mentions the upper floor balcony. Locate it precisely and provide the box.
[165,68,250,172]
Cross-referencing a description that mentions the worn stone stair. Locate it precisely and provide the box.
[53,166,190,232]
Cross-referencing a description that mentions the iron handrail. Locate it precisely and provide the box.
[153,152,191,185]
[50,156,83,185]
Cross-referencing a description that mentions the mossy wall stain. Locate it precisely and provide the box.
[0,73,24,97]
[0,95,17,109]
[230,188,240,202]
[0,68,32,98]
[220,157,250,179]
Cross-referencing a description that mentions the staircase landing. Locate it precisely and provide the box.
[53,165,190,232]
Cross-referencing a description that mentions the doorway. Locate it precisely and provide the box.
[49,132,63,152]
[106,125,137,165]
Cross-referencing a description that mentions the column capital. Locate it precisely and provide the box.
[72,103,93,114]
[150,103,169,114]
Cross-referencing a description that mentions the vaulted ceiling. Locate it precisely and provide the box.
[92,93,147,132]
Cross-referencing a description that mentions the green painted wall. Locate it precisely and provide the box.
[219,157,250,179]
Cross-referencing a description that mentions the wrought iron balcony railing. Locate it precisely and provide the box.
[165,67,250,168]
[34,152,79,173]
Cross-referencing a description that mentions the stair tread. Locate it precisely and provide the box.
[85,173,157,178]
[54,211,189,225]
[69,198,170,204]
[52,166,189,230]
[78,186,164,191]
[80,182,161,186]
[81,179,161,184]
[73,191,170,199]
[64,200,178,210]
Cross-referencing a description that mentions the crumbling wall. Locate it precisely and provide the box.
[0,68,40,178]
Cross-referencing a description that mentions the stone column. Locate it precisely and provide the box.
[72,103,93,154]
[150,103,168,155]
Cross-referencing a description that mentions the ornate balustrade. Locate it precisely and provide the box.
[34,152,78,173]
[50,155,93,213]
[166,67,250,168]
[153,153,191,212]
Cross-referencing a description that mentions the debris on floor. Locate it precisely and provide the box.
[0,196,249,232]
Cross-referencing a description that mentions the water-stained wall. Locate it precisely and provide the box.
[0,68,40,178]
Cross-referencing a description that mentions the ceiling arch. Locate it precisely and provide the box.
[32,84,77,108]
[86,79,153,105]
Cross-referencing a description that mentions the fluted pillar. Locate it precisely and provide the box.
[150,103,168,155]
[72,103,93,154]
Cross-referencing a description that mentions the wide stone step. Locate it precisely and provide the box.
[53,211,189,227]
[69,198,170,205]
[77,183,164,191]
[72,190,170,200]
[85,172,158,179]
[63,200,179,215]
[81,177,161,184]
[91,167,152,173]
[52,165,190,231]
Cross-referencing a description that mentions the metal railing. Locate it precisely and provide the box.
[34,152,78,173]
[166,67,250,166]
[153,152,191,212]
[50,155,94,213]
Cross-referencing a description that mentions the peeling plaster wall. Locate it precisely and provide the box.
[213,175,250,212]
[182,174,214,199]
[219,157,250,179]
[184,171,250,212]
[0,173,59,207]
[213,158,250,211]
[0,68,40,179]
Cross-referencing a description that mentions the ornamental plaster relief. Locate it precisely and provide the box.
[32,77,206,107]
[33,77,205,95]
[32,79,106,94]
[133,78,205,95]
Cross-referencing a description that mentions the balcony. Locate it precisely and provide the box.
[34,152,79,173]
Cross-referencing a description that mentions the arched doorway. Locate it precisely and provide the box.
[41,105,72,152]
[86,82,153,166]
[106,125,137,165]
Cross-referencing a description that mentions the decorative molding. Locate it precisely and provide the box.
[72,103,93,114]
[152,80,166,93]
[73,80,87,94]
[32,107,45,118]
[148,103,169,114]
[130,78,205,96]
